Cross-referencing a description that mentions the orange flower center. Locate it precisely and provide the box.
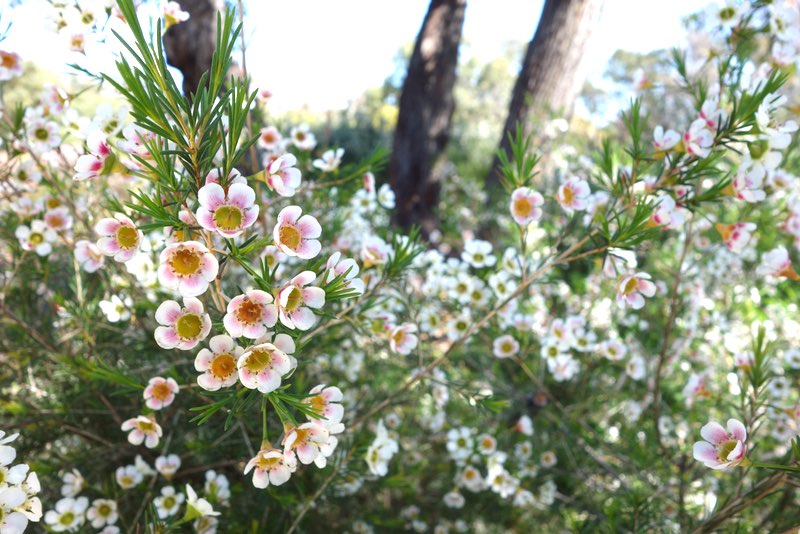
[151,382,173,401]
[210,353,236,378]
[235,298,263,325]
[169,247,202,276]
[513,197,533,217]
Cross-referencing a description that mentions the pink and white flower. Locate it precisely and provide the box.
[683,119,714,158]
[509,187,544,225]
[556,176,590,213]
[196,181,259,238]
[693,418,748,470]
[273,206,321,259]
[74,240,105,273]
[650,194,684,228]
[266,154,301,197]
[360,236,391,268]
[731,167,766,203]
[388,323,418,355]
[44,207,73,233]
[155,455,181,480]
[653,125,680,152]
[492,335,520,358]
[283,422,330,465]
[616,272,657,310]
[237,342,295,393]
[244,449,296,488]
[313,148,344,172]
[290,124,317,150]
[257,126,283,151]
[715,222,756,254]
[143,377,179,410]
[121,416,163,449]
[324,252,365,295]
[194,335,244,391]
[15,221,57,256]
[304,384,344,425]
[276,271,325,330]
[157,241,219,297]
[0,51,23,80]
[163,1,190,28]
[154,297,212,350]
[223,290,278,339]
[73,131,112,181]
[95,214,142,262]
[756,246,799,279]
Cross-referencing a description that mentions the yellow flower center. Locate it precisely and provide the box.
[279,225,302,250]
[235,298,263,325]
[501,342,513,353]
[244,347,273,373]
[34,128,49,141]
[98,504,111,516]
[513,197,533,217]
[30,232,44,245]
[116,225,139,249]
[562,186,574,205]
[623,277,638,295]
[59,512,75,526]
[256,453,282,470]
[213,205,243,231]
[138,419,156,432]
[210,353,236,378]
[163,495,176,509]
[169,247,202,276]
[176,313,203,339]
[151,382,173,401]
[718,439,737,460]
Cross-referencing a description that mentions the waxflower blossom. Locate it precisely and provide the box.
[158,241,219,297]
[304,384,344,424]
[273,206,322,259]
[154,297,212,350]
[15,221,57,256]
[143,377,180,410]
[715,222,756,253]
[313,148,344,172]
[462,239,496,268]
[223,289,278,339]
[258,125,282,150]
[196,181,259,237]
[509,187,544,225]
[756,246,800,279]
[185,484,219,519]
[730,167,766,203]
[683,119,714,158]
[283,422,330,465]
[74,240,105,273]
[155,455,181,480]
[237,341,295,393]
[60,469,84,497]
[195,335,245,391]
[556,176,590,213]
[86,499,117,529]
[290,123,317,150]
[244,448,296,488]
[325,252,365,295]
[163,1,190,28]
[366,420,399,477]
[388,323,418,355]
[616,272,657,310]
[73,131,112,181]
[0,51,23,80]
[693,418,748,470]
[121,415,163,449]
[115,465,143,489]
[44,497,88,532]
[276,271,325,330]
[266,154,301,197]
[95,214,142,262]
[492,335,520,358]
[653,125,680,152]
[360,236,391,268]
[154,486,184,519]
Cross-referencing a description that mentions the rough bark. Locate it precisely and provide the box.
[390,0,467,235]
[163,0,224,96]
[487,0,605,189]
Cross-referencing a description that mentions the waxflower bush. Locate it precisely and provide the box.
[2,0,800,532]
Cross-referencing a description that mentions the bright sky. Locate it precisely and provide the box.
[4,0,702,112]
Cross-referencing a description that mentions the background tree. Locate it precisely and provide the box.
[390,0,467,235]
[163,0,225,96]
[487,0,605,190]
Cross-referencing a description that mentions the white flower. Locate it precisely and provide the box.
[60,469,84,497]
[86,499,117,528]
[184,484,220,519]
[153,486,184,519]
[313,148,344,172]
[115,465,143,489]
[98,294,133,323]
[43,496,88,532]
[155,454,181,480]
[461,239,496,269]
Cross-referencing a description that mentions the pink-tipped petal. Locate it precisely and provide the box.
[701,421,729,445]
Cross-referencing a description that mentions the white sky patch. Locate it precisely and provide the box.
[4,0,702,112]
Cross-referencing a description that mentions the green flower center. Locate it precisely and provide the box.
[244,348,273,373]
[283,287,302,312]
[30,232,44,245]
[60,512,75,526]
[34,128,49,141]
[213,205,243,231]
[98,504,111,516]
[718,439,737,460]
[163,496,176,509]
[176,313,203,339]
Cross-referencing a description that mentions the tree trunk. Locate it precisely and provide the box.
[487,0,604,190]
[163,0,224,96]
[390,0,467,235]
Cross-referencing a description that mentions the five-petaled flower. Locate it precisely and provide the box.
[158,241,219,297]
[273,206,321,259]
[121,415,163,449]
[616,272,657,310]
[95,214,142,263]
[223,289,278,339]
[195,335,244,391]
[196,181,259,238]
[276,271,325,331]
[154,297,212,350]
[143,376,180,410]
[693,418,748,470]
[244,448,296,488]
